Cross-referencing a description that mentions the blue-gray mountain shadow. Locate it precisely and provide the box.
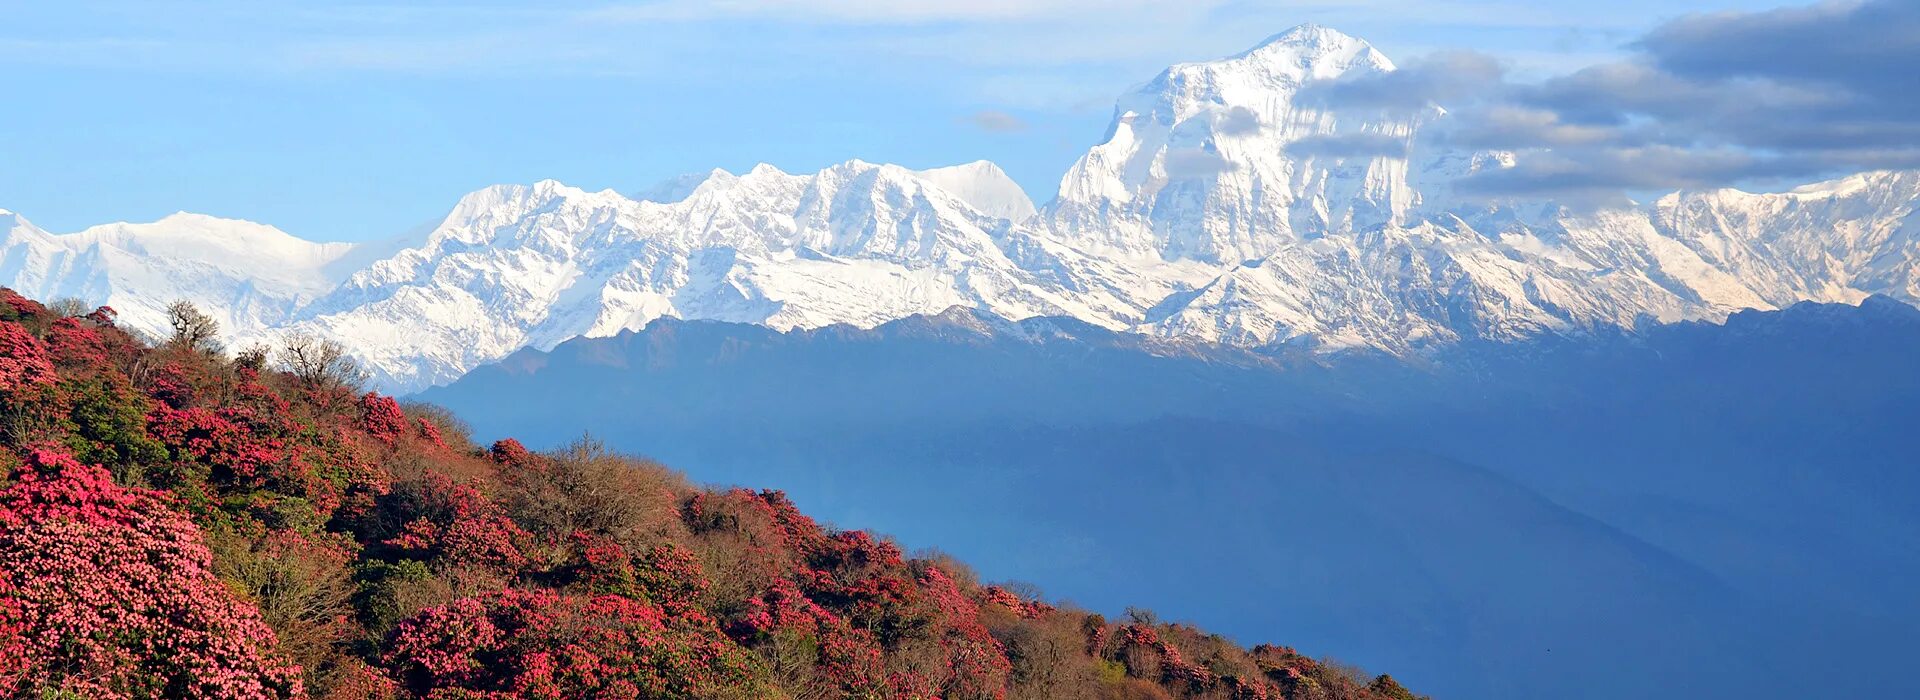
[421,297,1920,700]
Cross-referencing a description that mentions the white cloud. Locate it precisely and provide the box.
[1163,148,1237,179]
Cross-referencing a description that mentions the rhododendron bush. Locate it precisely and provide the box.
[0,450,304,699]
[384,588,759,698]
[0,288,1424,700]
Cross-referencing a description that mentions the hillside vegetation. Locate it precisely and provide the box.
[0,288,1421,700]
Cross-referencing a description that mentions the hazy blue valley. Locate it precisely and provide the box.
[425,299,1920,699]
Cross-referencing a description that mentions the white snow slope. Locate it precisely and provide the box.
[7,25,1919,391]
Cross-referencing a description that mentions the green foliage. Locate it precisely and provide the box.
[352,559,439,640]
[57,376,166,483]
[210,527,361,693]
[251,493,328,532]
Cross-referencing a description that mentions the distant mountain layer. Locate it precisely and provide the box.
[420,297,1920,700]
[6,24,1920,391]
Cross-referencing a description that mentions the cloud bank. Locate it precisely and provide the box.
[1306,0,1920,200]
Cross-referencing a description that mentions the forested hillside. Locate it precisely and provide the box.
[0,287,1422,700]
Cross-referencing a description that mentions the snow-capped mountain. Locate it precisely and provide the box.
[0,208,360,337]
[6,24,1920,391]
[259,161,1139,388]
[1048,24,1425,264]
[1649,172,1920,305]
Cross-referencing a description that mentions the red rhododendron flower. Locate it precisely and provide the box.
[359,393,409,444]
[0,322,55,395]
[384,588,751,699]
[488,438,534,467]
[0,450,304,699]
[384,472,532,571]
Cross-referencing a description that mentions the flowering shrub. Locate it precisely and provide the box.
[326,449,393,523]
[0,571,28,696]
[149,405,290,484]
[560,530,638,596]
[383,588,756,699]
[359,392,409,444]
[0,290,41,320]
[147,361,197,408]
[488,437,534,467]
[1116,624,1220,692]
[918,565,1012,700]
[384,472,533,571]
[414,417,447,449]
[84,304,118,326]
[801,530,929,642]
[0,450,304,698]
[0,321,55,396]
[635,542,708,610]
[730,578,892,697]
[47,317,111,370]
[981,586,1055,620]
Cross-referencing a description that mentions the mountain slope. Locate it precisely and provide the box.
[1648,171,1920,303]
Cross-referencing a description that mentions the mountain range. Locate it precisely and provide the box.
[5,24,1919,392]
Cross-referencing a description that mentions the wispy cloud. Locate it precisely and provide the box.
[1214,106,1261,136]
[963,110,1029,133]
[1163,148,1237,179]
[1285,133,1412,160]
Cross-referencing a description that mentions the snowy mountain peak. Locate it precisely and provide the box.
[911,161,1037,223]
[1231,23,1395,76]
[435,180,628,236]
[93,212,339,252]
[1047,24,1420,263]
[634,170,728,204]
[0,211,362,338]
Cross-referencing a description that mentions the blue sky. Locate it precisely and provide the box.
[0,0,1805,241]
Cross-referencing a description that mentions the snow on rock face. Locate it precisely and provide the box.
[1646,171,1920,305]
[255,160,1138,389]
[912,161,1038,224]
[6,24,1920,392]
[0,209,358,338]
[632,171,718,204]
[1047,24,1421,264]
